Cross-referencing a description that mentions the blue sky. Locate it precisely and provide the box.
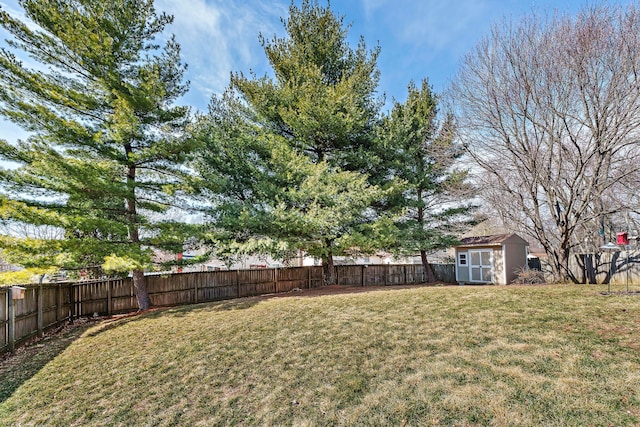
[0,0,601,140]
[150,0,590,110]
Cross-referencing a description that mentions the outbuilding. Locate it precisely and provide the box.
[454,233,529,285]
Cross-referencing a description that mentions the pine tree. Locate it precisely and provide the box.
[195,0,383,284]
[374,80,476,281]
[0,0,196,309]
[233,0,380,168]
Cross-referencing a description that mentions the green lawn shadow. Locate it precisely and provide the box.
[0,322,95,403]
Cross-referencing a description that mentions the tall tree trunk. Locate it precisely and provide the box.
[132,268,151,310]
[580,253,598,284]
[602,251,620,285]
[322,255,336,285]
[585,254,597,284]
[416,191,437,283]
[553,246,578,284]
[420,250,437,283]
[125,144,151,310]
[322,240,336,285]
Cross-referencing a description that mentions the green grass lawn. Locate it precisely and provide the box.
[1,284,639,426]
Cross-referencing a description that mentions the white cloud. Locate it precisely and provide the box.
[359,0,388,20]
[357,0,491,53]
[157,0,289,111]
[0,0,291,113]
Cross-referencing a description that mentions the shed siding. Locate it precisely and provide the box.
[493,248,504,285]
[456,250,470,283]
[503,242,527,284]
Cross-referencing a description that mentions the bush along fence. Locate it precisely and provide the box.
[1,263,454,355]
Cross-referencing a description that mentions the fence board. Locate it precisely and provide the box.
[336,266,362,286]
[277,267,312,292]
[14,287,38,345]
[404,265,419,283]
[42,285,61,330]
[309,266,324,288]
[388,265,405,285]
[0,288,6,353]
[148,274,194,307]
[238,269,275,297]
[110,279,136,314]
[59,284,72,322]
[1,283,72,354]
[200,271,238,301]
[364,265,386,286]
[75,280,109,317]
[431,263,456,283]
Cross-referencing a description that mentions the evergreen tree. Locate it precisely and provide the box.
[233,0,380,168]
[0,0,196,309]
[194,90,384,283]
[195,0,383,284]
[375,80,476,281]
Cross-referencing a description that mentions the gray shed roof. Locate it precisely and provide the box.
[456,233,529,247]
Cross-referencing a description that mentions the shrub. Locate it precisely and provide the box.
[511,267,546,285]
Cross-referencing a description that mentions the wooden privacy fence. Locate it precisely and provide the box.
[1,283,73,355]
[1,263,454,355]
[70,266,325,317]
[334,263,455,286]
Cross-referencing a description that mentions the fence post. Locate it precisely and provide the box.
[8,290,14,353]
[308,267,312,289]
[68,283,74,323]
[385,264,389,286]
[37,280,43,338]
[55,284,60,323]
[107,280,112,316]
[361,265,366,287]
[404,265,408,285]
[274,268,279,294]
[336,266,340,286]
[194,274,199,304]
[236,270,240,298]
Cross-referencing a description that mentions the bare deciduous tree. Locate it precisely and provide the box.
[451,4,640,282]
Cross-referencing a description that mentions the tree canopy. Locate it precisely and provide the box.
[0,0,197,308]
[451,3,640,282]
[0,0,477,291]
[374,79,476,280]
[233,0,381,168]
[193,0,388,284]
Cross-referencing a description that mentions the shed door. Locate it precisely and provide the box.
[469,250,493,283]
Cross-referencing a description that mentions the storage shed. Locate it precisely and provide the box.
[454,233,529,285]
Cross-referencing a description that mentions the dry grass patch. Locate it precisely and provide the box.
[0,284,639,426]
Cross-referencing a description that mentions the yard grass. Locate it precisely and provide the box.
[1,284,639,426]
